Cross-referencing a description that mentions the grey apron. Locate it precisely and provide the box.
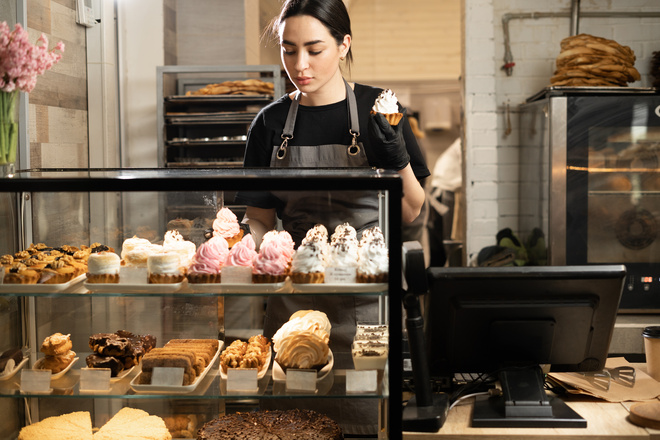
[261,81,380,435]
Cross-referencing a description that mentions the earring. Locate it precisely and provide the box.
[340,56,345,61]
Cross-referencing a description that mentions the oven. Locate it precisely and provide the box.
[519,87,660,311]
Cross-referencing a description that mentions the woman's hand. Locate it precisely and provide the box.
[368,109,411,171]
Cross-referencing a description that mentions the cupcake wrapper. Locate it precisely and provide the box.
[356,272,388,283]
[370,110,403,126]
[187,273,220,284]
[86,273,120,284]
[252,273,287,284]
[148,273,185,284]
[290,272,325,284]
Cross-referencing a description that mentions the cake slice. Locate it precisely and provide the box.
[18,411,93,440]
[93,407,171,440]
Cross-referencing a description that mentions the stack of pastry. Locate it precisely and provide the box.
[2,242,110,284]
[272,310,331,370]
[93,408,171,440]
[551,34,640,87]
[37,333,76,374]
[86,330,156,377]
[220,335,271,374]
[137,339,219,386]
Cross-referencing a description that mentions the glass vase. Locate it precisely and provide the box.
[0,90,19,177]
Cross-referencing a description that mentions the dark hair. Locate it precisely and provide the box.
[266,0,354,66]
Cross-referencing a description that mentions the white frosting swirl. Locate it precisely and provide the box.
[372,89,399,114]
[291,242,325,274]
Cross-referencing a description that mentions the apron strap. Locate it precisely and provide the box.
[281,80,360,141]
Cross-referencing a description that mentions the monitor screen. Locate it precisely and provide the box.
[423,265,626,427]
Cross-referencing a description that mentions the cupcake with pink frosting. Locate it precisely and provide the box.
[253,236,290,284]
[222,234,257,283]
[187,235,229,284]
[212,207,244,248]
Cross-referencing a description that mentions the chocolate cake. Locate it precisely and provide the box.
[197,409,343,440]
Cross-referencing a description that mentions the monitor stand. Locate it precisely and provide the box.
[471,366,587,428]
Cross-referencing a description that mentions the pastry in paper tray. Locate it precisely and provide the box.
[548,357,660,402]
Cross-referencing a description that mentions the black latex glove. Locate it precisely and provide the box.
[368,108,411,171]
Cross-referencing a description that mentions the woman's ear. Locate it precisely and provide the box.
[340,34,351,58]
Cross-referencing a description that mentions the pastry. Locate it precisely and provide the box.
[371,89,403,126]
[221,234,257,283]
[325,223,359,283]
[187,235,229,283]
[86,251,121,283]
[3,265,40,284]
[356,227,389,283]
[85,354,124,377]
[272,310,331,370]
[198,409,343,440]
[41,332,73,356]
[212,207,244,248]
[162,229,196,269]
[18,411,93,440]
[147,253,185,284]
[290,241,325,284]
[121,236,162,267]
[37,350,76,374]
[352,324,389,370]
[0,347,23,372]
[93,407,171,440]
[252,237,289,283]
[219,335,270,374]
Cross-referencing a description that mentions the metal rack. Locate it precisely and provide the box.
[156,65,284,168]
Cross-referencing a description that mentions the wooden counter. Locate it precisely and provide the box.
[403,397,650,439]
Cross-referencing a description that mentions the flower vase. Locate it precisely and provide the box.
[0,90,19,177]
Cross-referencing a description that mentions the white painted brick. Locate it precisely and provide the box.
[497,146,519,164]
[471,94,498,112]
[498,182,519,200]
[470,200,500,218]
[497,164,520,182]
[468,112,498,131]
[471,129,500,147]
[469,76,497,94]
[467,164,498,182]
[472,181,499,200]
[469,218,499,238]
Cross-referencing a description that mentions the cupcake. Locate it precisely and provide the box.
[121,236,162,267]
[371,89,403,126]
[3,264,40,284]
[290,241,325,284]
[301,224,330,265]
[187,235,229,284]
[212,207,244,248]
[326,223,359,284]
[86,251,121,283]
[356,227,389,283]
[252,239,289,283]
[162,229,196,269]
[222,234,257,284]
[147,253,185,284]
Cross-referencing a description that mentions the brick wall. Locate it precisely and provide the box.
[463,0,660,262]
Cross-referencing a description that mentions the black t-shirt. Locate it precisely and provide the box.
[237,82,430,209]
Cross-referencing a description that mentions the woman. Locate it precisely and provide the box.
[236,0,430,434]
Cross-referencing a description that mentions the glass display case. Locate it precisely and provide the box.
[519,87,660,311]
[0,168,403,439]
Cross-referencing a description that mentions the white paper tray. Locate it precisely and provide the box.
[220,345,271,380]
[0,357,28,381]
[84,282,185,294]
[130,341,223,394]
[272,349,333,382]
[0,274,86,294]
[33,357,79,380]
[291,283,388,293]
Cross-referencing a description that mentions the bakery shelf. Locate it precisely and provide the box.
[0,367,388,400]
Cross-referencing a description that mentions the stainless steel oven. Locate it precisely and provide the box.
[519,87,660,311]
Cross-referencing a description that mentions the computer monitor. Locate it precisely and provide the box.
[424,265,626,428]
